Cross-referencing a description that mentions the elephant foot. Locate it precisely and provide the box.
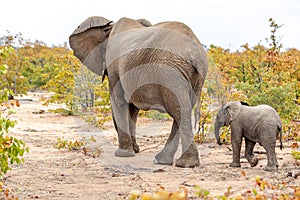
[264,165,278,172]
[133,143,140,153]
[229,162,241,168]
[175,155,199,168]
[153,152,174,165]
[114,148,135,157]
[250,157,259,167]
[175,144,200,168]
[131,137,140,153]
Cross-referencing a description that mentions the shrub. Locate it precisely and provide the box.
[0,88,28,181]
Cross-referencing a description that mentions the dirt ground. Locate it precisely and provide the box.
[2,92,299,199]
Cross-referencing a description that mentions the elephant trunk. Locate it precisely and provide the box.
[214,121,222,145]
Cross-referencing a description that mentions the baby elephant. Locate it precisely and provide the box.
[214,101,283,171]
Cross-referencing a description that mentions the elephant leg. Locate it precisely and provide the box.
[154,121,180,165]
[244,138,258,167]
[261,138,278,171]
[129,104,140,153]
[175,107,200,168]
[229,127,242,168]
[111,99,135,157]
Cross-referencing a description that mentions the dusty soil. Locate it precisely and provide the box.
[2,92,299,199]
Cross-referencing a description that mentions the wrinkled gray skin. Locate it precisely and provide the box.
[69,17,208,168]
[214,101,283,171]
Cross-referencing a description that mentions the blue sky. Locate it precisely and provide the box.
[1,0,299,50]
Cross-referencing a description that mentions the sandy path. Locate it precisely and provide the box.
[2,92,299,199]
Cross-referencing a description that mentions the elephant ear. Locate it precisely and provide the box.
[69,16,113,75]
[224,101,242,126]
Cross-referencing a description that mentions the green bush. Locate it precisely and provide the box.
[0,90,28,180]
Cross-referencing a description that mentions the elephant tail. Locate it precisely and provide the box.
[194,100,201,134]
[278,125,283,150]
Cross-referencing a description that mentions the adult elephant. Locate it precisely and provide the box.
[69,16,208,168]
[214,101,283,171]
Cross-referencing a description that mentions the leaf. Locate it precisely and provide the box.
[252,188,258,196]
[291,142,299,149]
[241,170,246,177]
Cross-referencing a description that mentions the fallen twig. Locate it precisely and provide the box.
[140,141,165,153]
[253,150,267,154]
[180,181,195,187]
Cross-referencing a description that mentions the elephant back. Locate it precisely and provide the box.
[154,21,208,79]
[107,18,208,81]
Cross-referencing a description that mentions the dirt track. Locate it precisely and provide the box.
[2,92,299,199]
